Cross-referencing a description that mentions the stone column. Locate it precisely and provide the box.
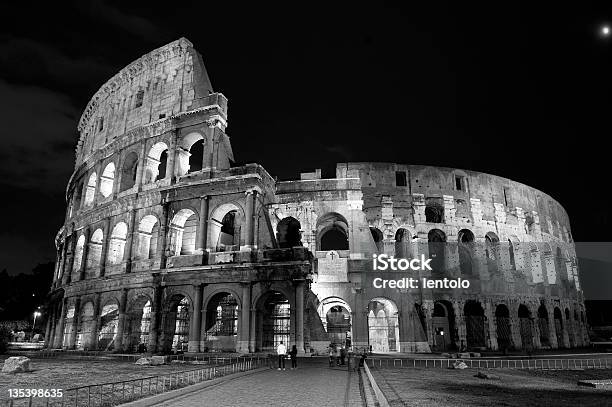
[547,307,559,349]
[68,298,81,349]
[48,305,57,349]
[114,289,128,352]
[206,125,215,170]
[239,283,251,353]
[125,209,137,273]
[99,218,111,277]
[166,129,178,183]
[452,300,467,349]
[44,307,52,348]
[148,282,163,353]
[197,196,209,257]
[295,280,305,354]
[561,310,571,348]
[59,238,69,285]
[485,301,498,351]
[244,189,256,249]
[89,293,101,350]
[54,298,67,348]
[80,228,90,281]
[159,202,170,269]
[188,284,203,352]
[93,164,102,207]
[134,141,147,192]
[249,307,257,352]
[352,288,369,349]
[509,307,522,350]
[422,300,435,349]
[64,233,77,285]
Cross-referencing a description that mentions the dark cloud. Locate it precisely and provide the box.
[0,80,78,193]
[74,0,171,43]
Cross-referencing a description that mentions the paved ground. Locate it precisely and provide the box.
[154,358,364,407]
[371,366,612,407]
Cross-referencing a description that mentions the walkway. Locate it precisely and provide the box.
[152,358,364,407]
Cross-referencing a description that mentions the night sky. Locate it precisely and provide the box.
[1,2,611,297]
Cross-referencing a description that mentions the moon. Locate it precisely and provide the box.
[600,25,611,37]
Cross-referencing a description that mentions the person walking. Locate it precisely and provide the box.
[277,341,287,370]
[289,344,298,369]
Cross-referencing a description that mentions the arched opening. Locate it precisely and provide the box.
[368,298,400,353]
[464,300,486,349]
[318,298,352,348]
[395,228,412,258]
[518,304,533,349]
[508,239,517,270]
[538,304,550,347]
[495,304,512,350]
[219,210,238,250]
[163,296,190,353]
[208,203,243,252]
[428,229,446,273]
[432,300,455,351]
[458,229,474,275]
[84,173,97,207]
[87,229,104,272]
[485,232,499,274]
[108,222,128,265]
[136,215,159,260]
[100,163,115,198]
[169,209,198,256]
[125,297,151,353]
[370,227,384,253]
[317,212,349,251]
[203,293,239,352]
[98,301,119,351]
[76,302,95,350]
[276,217,302,248]
[176,133,204,176]
[72,235,86,273]
[143,142,169,184]
[188,140,204,173]
[73,182,84,211]
[257,291,290,352]
[425,203,444,223]
[119,152,139,192]
[63,305,76,347]
[554,307,564,348]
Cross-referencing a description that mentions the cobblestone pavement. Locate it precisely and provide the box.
[155,358,364,407]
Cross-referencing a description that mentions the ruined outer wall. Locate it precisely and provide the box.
[75,38,214,168]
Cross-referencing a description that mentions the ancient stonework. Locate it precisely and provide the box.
[46,38,588,355]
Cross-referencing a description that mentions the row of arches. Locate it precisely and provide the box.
[70,132,219,217]
[55,289,293,353]
[431,300,586,351]
[60,204,244,282]
[367,226,574,283]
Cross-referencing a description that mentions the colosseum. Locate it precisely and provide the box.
[44,38,588,355]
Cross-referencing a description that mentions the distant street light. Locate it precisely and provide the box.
[32,310,42,331]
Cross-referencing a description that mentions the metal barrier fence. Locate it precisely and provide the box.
[3,356,266,407]
[366,357,612,370]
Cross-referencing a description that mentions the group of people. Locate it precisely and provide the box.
[328,344,348,367]
[276,341,298,370]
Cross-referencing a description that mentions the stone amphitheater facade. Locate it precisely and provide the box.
[45,38,588,355]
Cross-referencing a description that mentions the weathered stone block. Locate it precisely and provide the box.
[2,357,32,374]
